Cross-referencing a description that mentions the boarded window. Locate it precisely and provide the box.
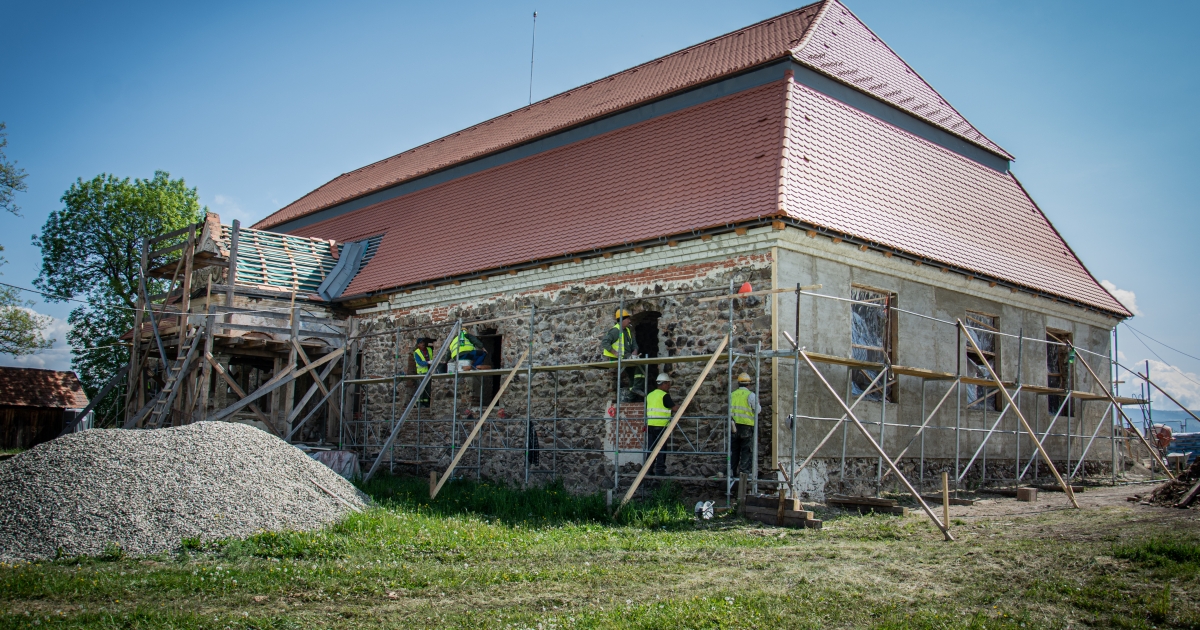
[964,312,1000,411]
[1047,329,1075,416]
[850,286,897,402]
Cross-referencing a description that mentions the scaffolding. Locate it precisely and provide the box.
[79,215,1192,529]
[333,282,1167,516]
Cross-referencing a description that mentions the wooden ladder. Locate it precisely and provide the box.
[141,327,203,429]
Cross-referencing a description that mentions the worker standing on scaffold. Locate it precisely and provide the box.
[644,373,678,476]
[409,337,435,408]
[729,372,760,475]
[602,309,642,401]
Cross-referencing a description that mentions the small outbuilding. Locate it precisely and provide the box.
[0,367,90,450]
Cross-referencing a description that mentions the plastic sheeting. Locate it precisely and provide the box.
[308,450,361,479]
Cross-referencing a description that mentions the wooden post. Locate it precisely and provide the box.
[126,239,149,423]
[178,223,195,358]
[429,471,437,498]
[737,472,747,516]
[225,220,240,317]
[941,472,950,532]
[430,349,529,499]
[958,320,1080,508]
[616,336,730,516]
[283,305,299,435]
[197,305,215,422]
[775,477,786,526]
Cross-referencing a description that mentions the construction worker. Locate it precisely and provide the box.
[449,328,488,371]
[410,338,434,407]
[644,373,678,476]
[602,309,641,400]
[729,372,761,475]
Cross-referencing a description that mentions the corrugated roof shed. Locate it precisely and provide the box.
[0,368,89,409]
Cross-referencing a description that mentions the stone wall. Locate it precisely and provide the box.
[350,250,776,493]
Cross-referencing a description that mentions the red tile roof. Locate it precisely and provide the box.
[0,367,89,409]
[255,0,1008,231]
[287,81,788,297]
[781,80,1127,316]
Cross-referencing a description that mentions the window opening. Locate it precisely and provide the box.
[850,286,897,402]
[477,329,502,405]
[632,311,661,389]
[1047,329,1074,416]
[964,311,1000,411]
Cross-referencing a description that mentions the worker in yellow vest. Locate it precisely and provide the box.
[602,309,642,401]
[729,372,761,475]
[644,373,678,476]
[449,328,488,371]
[409,338,434,407]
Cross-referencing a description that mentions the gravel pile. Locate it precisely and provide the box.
[0,422,369,562]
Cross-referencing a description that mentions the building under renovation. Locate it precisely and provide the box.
[117,1,1163,508]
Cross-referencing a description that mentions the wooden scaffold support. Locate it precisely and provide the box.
[958,320,1080,508]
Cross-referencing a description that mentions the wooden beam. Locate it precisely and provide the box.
[798,348,954,540]
[285,357,339,429]
[430,348,530,499]
[204,352,278,432]
[616,336,729,516]
[959,320,1080,508]
[225,220,240,312]
[61,364,130,435]
[1071,349,1174,481]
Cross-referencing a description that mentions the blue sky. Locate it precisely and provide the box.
[1,0,1197,409]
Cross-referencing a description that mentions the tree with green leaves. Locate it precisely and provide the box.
[0,122,27,216]
[0,121,54,358]
[35,171,202,425]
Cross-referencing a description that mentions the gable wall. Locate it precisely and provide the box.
[771,228,1120,498]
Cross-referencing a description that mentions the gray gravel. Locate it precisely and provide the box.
[0,422,368,562]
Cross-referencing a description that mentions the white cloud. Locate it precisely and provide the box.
[208,194,254,224]
[1124,359,1200,410]
[0,309,73,371]
[1101,280,1143,317]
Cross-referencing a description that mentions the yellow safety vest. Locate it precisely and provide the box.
[645,389,672,427]
[413,347,433,375]
[731,387,755,426]
[449,331,474,359]
[603,323,632,359]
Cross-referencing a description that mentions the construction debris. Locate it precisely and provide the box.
[1143,459,1200,508]
[827,495,908,516]
[0,422,368,562]
[740,494,822,529]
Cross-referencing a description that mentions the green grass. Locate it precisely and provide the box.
[1114,535,1200,579]
[0,477,1196,628]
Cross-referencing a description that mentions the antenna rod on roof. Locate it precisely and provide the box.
[528,11,538,105]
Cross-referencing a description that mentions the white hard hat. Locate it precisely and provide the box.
[656,373,672,383]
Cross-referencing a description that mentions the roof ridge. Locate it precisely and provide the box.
[329,3,826,185]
